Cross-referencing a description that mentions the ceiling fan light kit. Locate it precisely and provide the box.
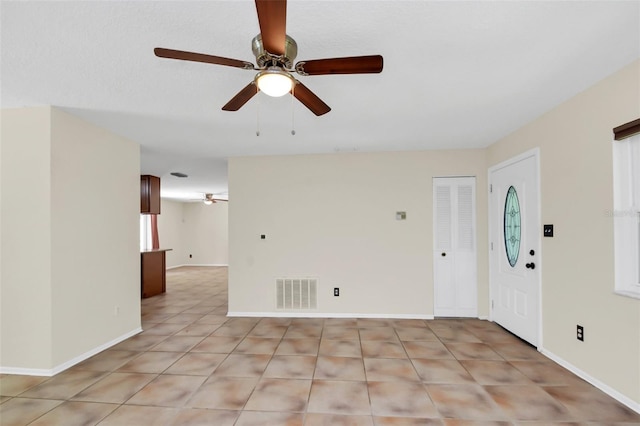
[154,0,383,116]
[255,67,294,97]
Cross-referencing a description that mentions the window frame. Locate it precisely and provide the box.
[612,119,640,299]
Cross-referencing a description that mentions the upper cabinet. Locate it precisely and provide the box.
[141,175,161,214]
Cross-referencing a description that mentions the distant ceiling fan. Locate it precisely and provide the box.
[189,193,228,205]
[201,193,228,205]
[154,0,383,116]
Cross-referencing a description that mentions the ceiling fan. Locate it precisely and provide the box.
[154,0,383,116]
[201,193,228,205]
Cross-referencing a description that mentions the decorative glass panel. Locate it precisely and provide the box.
[504,186,521,267]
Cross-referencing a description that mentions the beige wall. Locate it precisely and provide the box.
[1,107,53,369]
[228,150,488,317]
[157,199,228,268]
[157,199,185,268]
[1,107,141,373]
[50,109,140,367]
[487,60,640,405]
[183,202,228,266]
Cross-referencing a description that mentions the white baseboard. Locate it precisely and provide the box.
[0,327,142,377]
[227,312,434,320]
[166,264,186,270]
[193,264,228,267]
[167,264,228,270]
[541,348,640,414]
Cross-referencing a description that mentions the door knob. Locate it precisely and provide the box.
[441,252,446,257]
[526,262,536,269]
[529,249,535,256]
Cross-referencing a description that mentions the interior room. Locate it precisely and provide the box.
[1,1,639,424]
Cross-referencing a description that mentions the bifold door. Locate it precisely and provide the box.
[433,177,477,317]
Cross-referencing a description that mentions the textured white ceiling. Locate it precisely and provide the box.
[2,1,639,200]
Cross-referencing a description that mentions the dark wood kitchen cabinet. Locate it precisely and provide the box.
[141,249,169,298]
[140,175,160,214]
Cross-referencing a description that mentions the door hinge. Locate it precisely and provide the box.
[491,242,494,250]
[490,184,493,193]
[491,300,494,309]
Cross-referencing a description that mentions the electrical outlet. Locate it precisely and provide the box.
[577,325,584,341]
[334,288,339,297]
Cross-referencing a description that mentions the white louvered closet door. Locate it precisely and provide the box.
[433,177,477,317]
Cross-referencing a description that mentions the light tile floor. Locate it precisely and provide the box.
[2,266,639,425]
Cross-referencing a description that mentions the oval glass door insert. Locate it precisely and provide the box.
[503,186,521,267]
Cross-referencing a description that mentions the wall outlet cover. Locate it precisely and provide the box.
[577,325,584,341]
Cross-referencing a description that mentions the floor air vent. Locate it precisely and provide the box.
[276,278,318,310]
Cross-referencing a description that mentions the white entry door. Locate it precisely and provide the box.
[433,177,477,317]
[489,150,540,346]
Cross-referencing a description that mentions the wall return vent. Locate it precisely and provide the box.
[276,278,318,310]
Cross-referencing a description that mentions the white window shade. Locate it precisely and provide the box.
[613,134,640,297]
[140,214,152,251]
[630,140,640,209]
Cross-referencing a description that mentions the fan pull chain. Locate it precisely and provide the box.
[291,84,296,136]
[256,90,261,136]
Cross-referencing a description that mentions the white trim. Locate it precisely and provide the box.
[0,327,142,377]
[613,289,640,300]
[489,147,541,174]
[166,264,228,270]
[186,263,228,267]
[166,264,187,270]
[227,312,435,320]
[488,147,543,348]
[541,348,640,414]
[190,263,228,267]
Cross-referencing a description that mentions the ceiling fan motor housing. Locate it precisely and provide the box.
[252,34,297,69]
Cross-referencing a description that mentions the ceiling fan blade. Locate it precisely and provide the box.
[255,0,287,55]
[295,55,383,76]
[222,82,259,111]
[154,48,254,70]
[292,81,331,116]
